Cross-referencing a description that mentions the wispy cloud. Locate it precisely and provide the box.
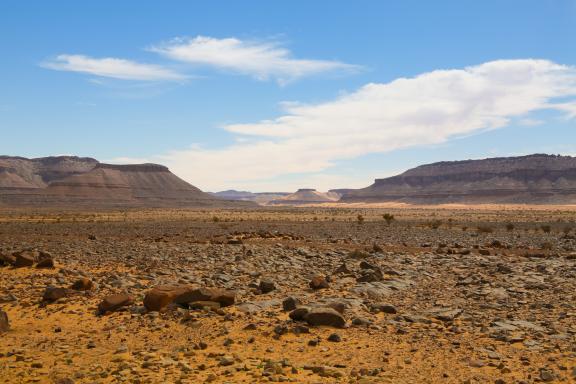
[150,36,360,84]
[41,54,186,81]
[127,59,576,191]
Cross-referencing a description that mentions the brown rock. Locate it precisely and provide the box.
[70,278,93,291]
[289,306,346,328]
[36,258,55,269]
[309,275,330,290]
[98,293,134,314]
[282,296,300,311]
[42,287,69,302]
[174,287,236,307]
[259,279,276,294]
[143,285,190,312]
[0,310,9,333]
[14,252,35,268]
[289,306,311,321]
[305,307,346,328]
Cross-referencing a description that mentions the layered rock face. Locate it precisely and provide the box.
[341,154,576,204]
[0,156,252,208]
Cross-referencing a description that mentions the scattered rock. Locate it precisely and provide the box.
[36,257,55,269]
[282,296,300,311]
[70,278,93,291]
[309,275,330,290]
[327,333,341,342]
[259,279,276,293]
[42,287,70,302]
[98,293,134,314]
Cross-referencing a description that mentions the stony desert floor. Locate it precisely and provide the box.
[1,207,575,384]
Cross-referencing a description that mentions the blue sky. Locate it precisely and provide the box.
[1,1,576,191]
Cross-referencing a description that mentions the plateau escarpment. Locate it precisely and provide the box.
[341,154,576,204]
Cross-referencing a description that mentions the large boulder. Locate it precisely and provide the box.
[143,285,191,312]
[289,306,346,328]
[143,285,237,312]
[98,293,134,314]
[0,310,9,333]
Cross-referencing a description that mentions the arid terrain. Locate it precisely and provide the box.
[1,206,576,384]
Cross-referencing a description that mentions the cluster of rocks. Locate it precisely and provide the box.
[0,249,55,269]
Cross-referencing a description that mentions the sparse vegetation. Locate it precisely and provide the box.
[506,223,515,232]
[382,213,395,225]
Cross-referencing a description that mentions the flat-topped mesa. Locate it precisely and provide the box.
[342,154,576,204]
[95,163,170,172]
[0,155,256,208]
[296,188,317,192]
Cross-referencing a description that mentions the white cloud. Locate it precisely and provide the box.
[42,54,185,81]
[114,59,576,191]
[150,36,359,84]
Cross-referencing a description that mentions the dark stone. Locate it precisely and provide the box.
[36,258,55,269]
[282,296,300,311]
[259,279,276,294]
[371,303,397,314]
[327,333,341,342]
[42,287,69,302]
[14,252,35,268]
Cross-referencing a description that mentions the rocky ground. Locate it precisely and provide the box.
[0,207,575,383]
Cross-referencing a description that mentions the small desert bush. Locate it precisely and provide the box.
[357,214,365,224]
[382,213,395,225]
[540,224,551,233]
[505,223,515,232]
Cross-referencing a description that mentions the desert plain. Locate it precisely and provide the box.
[1,205,575,384]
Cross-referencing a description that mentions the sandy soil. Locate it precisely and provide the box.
[1,207,575,383]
